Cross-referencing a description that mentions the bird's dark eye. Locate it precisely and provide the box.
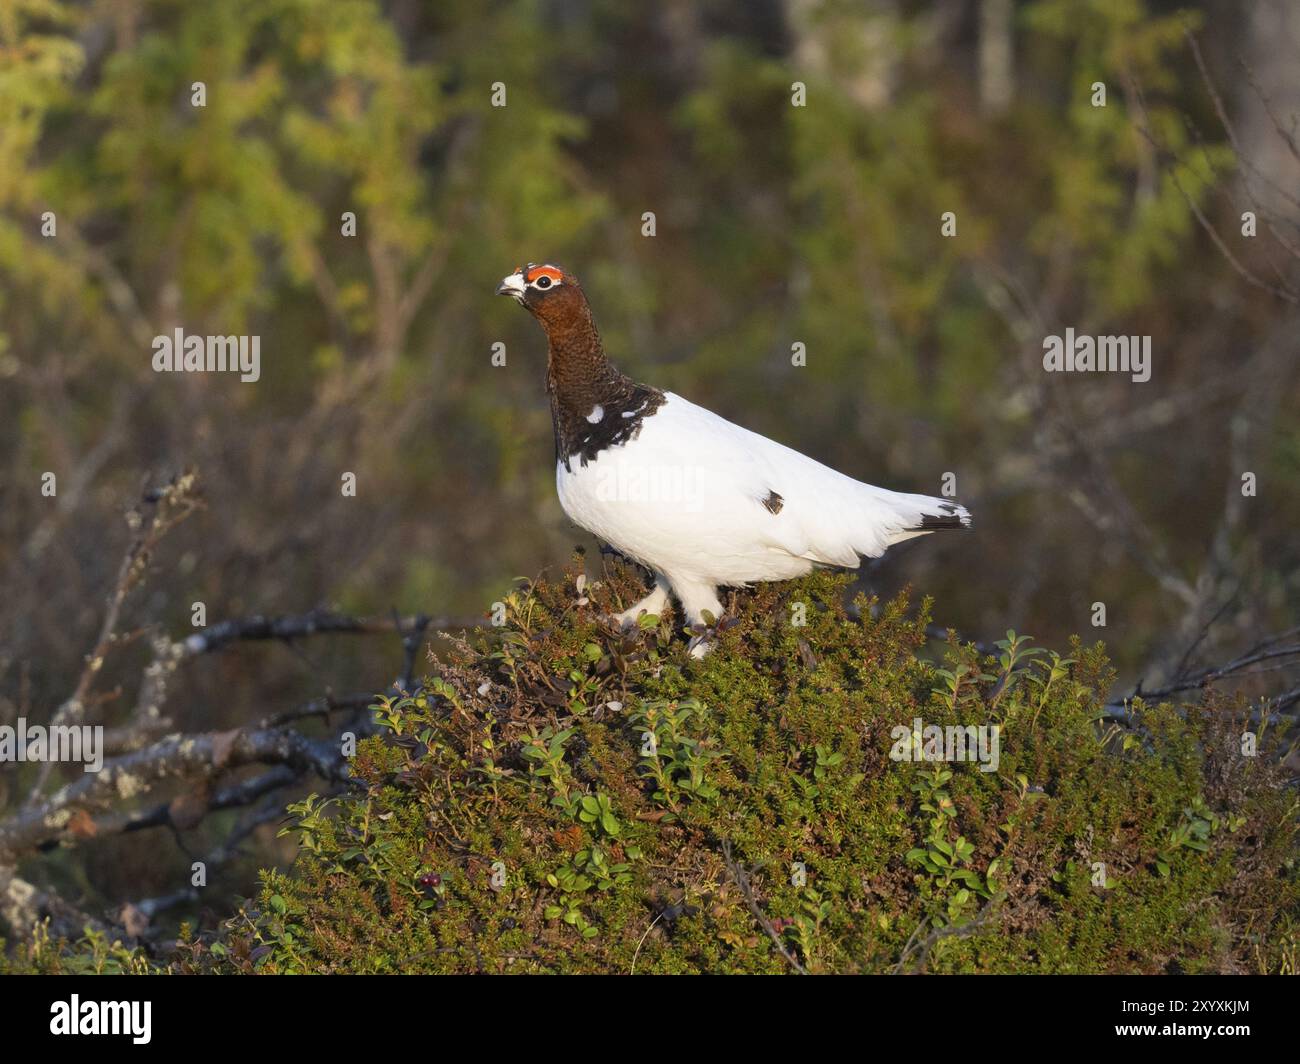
[535,276,552,289]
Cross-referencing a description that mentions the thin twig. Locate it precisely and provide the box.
[720,838,807,975]
[894,899,999,974]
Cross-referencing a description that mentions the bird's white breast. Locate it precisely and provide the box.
[555,393,824,586]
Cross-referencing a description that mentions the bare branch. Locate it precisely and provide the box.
[1134,641,1300,702]
[720,838,807,975]
[130,795,293,923]
[1128,63,1299,304]
[1,723,349,858]
[26,470,203,799]
[177,608,467,659]
[894,899,999,974]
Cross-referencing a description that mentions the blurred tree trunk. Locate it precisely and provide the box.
[1236,0,1300,220]
[786,0,899,111]
[979,0,1014,114]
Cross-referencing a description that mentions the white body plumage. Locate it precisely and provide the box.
[556,391,970,628]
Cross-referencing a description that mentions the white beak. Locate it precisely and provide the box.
[496,273,526,301]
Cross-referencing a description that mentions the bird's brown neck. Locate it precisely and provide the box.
[536,297,664,469]
[544,307,624,413]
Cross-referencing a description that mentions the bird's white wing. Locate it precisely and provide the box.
[667,392,958,558]
[560,392,964,586]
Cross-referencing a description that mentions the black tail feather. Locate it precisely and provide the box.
[907,502,972,532]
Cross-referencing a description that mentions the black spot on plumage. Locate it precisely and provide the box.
[762,490,784,515]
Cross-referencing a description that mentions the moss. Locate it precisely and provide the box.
[8,557,1299,974]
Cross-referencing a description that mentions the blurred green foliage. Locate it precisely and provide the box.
[4,0,1295,667]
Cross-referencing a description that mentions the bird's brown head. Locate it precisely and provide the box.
[496,263,590,334]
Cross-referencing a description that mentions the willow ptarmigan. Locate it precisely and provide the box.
[498,262,971,648]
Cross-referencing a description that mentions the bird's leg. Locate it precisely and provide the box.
[613,571,671,630]
[671,579,725,659]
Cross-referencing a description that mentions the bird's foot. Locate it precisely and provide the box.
[684,611,735,659]
[612,578,671,631]
[686,632,714,659]
[612,605,661,631]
